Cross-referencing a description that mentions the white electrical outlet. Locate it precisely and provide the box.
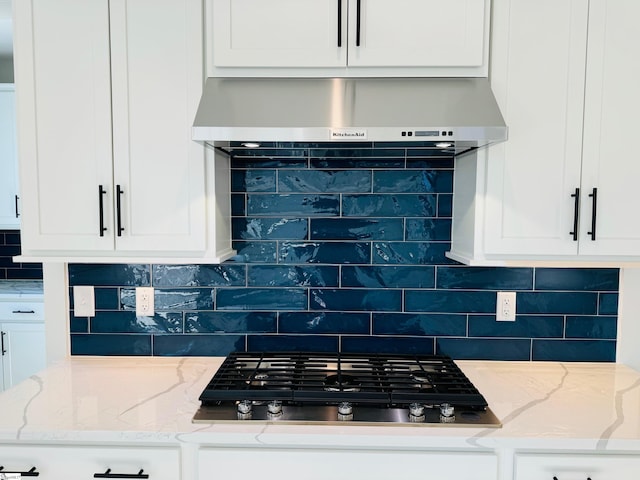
[136,287,155,317]
[73,285,95,317]
[496,291,516,321]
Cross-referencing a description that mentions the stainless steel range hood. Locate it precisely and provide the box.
[192,77,507,154]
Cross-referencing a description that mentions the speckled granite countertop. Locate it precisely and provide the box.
[1,357,640,452]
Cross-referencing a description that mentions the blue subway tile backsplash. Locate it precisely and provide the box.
[0,230,42,280]
[68,143,620,361]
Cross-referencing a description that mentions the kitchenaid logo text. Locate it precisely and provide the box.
[330,128,368,139]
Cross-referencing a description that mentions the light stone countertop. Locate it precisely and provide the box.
[0,280,44,299]
[1,356,640,452]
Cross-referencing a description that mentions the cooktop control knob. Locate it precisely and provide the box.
[338,402,354,421]
[439,403,455,422]
[237,400,252,414]
[267,400,283,417]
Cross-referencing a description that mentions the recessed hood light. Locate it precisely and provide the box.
[436,142,453,149]
[241,142,261,148]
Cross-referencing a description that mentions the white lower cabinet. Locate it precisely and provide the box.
[198,447,498,480]
[515,453,640,480]
[0,84,20,229]
[0,445,180,480]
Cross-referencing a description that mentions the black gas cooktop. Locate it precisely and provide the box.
[193,352,501,426]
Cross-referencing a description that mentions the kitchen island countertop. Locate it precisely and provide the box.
[1,356,639,452]
[0,280,44,299]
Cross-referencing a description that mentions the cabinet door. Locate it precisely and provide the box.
[0,445,180,480]
[515,453,640,480]
[211,0,346,67]
[14,0,115,252]
[109,0,206,252]
[0,85,20,229]
[578,0,640,256]
[348,0,487,67]
[199,447,498,480]
[483,0,588,256]
[1,322,45,390]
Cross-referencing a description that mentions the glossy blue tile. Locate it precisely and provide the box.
[599,293,619,315]
[279,170,372,193]
[279,242,371,264]
[95,288,120,310]
[406,157,455,169]
[438,194,453,217]
[341,336,435,355]
[310,148,405,159]
[71,334,151,356]
[247,335,338,352]
[310,288,401,311]
[565,316,617,339]
[373,242,455,265]
[341,266,435,288]
[468,315,563,338]
[6,268,44,280]
[229,241,278,263]
[70,317,88,333]
[231,170,276,192]
[279,312,370,334]
[372,313,466,336]
[311,158,405,169]
[216,288,308,310]
[68,264,150,286]
[373,171,453,193]
[186,312,276,333]
[90,311,183,333]
[121,288,214,311]
[247,194,340,216]
[310,218,403,241]
[534,268,619,291]
[436,267,533,290]
[436,338,531,360]
[232,218,308,240]
[342,194,437,217]
[517,292,598,315]
[153,264,246,287]
[232,148,308,157]
[405,290,496,313]
[153,334,245,356]
[532,340,616,362]
[4,232,21,245]
[231,157,308,169]
[405,219,452,241]
[231,194,246,216]
[248,265,339,287]
[407,147,455,157]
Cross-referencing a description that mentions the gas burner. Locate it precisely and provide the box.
[323,374,361,392]
[247,372,293,389]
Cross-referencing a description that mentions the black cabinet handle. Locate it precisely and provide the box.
[587,187,597,241]
[94,468,149,479]
[0,466,40,477]
[569,187,580,241]
[11,310,35,314]
[14,194,20,218]
[1,331,6,356]
[99,185,107,237]
[356,0,362,46]
[337,0,342,47]
[116,185,125,237]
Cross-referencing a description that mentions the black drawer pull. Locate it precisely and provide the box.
[356,0,362,46]
[99,185,108,236]
[1,331,6,355]
[0,466,40,477]
[11,310,36,314]
[587,187,597,241]
[337,0,342,47]
[15,194,20,218]
[116,185,125,237]
[94,468,149,479]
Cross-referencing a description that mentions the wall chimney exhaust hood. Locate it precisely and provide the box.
[192,77,507,155]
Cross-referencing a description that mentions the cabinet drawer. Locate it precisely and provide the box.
[0,444,180,480]
[199,447,497,480]
[0,301,44,321]
[515,453,640,480]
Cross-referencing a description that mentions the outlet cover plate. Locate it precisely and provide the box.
[73,285,95,317]
[496,291,516,321]
[136,287,155,317]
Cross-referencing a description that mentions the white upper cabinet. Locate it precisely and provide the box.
[449,0,640,265]
[14,0,233,262]
[0,85,20,229]
[578,0,640,256]
[209,0,489,75]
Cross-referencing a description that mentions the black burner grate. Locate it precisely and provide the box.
[199,352,488,408]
